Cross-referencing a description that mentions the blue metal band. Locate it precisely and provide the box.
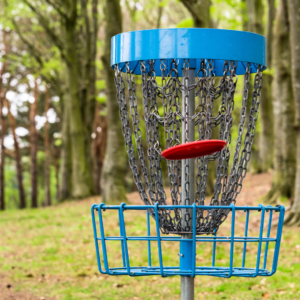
[111,28,266,76]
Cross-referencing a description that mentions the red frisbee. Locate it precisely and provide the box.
[161,140,227,160]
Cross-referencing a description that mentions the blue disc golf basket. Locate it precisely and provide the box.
[92,203,285,277]
[91,29,285,300]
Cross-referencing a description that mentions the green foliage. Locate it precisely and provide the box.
[96,94,107,104]
[55,138,62,146]
[3,157,58,210]
[211,0,243,30]
[96,80,106,90]
[4,164,25,209]
[176,17,193,28]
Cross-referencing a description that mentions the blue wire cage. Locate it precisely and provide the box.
[91,203,285,278]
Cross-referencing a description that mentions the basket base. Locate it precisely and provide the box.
[106,266,274,278]
[91,203,285,278]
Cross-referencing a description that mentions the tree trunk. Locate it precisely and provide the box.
[241,0,248,31]
[0,96,5,210]
[180,0,210,28]
[246,0,263,33]
[65,14,93,198]
[157,0,164,28]
[258,74,273,172]
[93,103,101,194]
[246,0,274,173]
[101,0,127,203]
[0,31,7,211]
[258,0,275,172]
[53,144,60,201]
[44,85,51,206]
[92,104,107,194]
[267,0,276,68]
[4,99,26,209]
[267,0,295,204]
[30,79,38,208]
[99,115,107,193]
[84,0,98,195]
[59,93,72,201]
[284,0,300,226]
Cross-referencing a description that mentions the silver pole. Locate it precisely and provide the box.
[181,67,195,300]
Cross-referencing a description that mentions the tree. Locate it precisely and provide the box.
[18,0,99,199]
[0,83,6,211]
[267,0,295,204]
[30,79,38,208]
[247,0,274,172]
[285,0,300,225]
[92,102,107,194]
[4,98,26,209]
[101,0,128,203]
[0,29,10,210]
[44,84,51,206]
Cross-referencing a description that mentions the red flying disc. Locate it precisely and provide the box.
[161,140,227,160]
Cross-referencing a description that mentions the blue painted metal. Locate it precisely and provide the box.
[154,203,165,277]
[147,211,152,267]
[180,240,193,272]
[192,203,196,277]
[111,29,266,76]
[91,203,285,278]
[263,206,273,270]
[227,204,235,278]
[242,207,250,268]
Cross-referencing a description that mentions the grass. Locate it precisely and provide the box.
[0,196,300,300]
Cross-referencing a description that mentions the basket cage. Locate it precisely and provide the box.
[91,203,285,278]
[113,57,264,235]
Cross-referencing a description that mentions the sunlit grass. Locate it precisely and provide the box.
[0,197,300,300]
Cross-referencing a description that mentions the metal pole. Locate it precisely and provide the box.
[181,66,195,300]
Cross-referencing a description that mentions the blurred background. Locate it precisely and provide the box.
[0,0,299,299]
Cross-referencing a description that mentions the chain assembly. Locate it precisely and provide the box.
[114,60,263,235]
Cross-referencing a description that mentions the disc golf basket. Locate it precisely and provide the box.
[92,29,285,299]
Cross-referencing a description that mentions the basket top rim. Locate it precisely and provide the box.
[111,28,266,75]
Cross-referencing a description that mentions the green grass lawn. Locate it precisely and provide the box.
[0,195,300,300]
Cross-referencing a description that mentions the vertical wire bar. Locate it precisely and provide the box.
[154,203,164,276]
[254,204,265,277]
[271,206,285,274]
[119,203,131,275]
[91,204,104,274]
[147,210,152,267]
[119,208,126,268]
[242,208,250,268]
[192,203,196,277]
[227,204,235,278]
[98,203,111,274]
[212,229,217,267]
[263,207,273,270]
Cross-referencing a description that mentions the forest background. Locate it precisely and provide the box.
[0,0,300,222]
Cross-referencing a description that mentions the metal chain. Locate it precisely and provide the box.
[113,60,263,235]
[140,60,171,233]
[161,59,182,230]
[114,66,151,207]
